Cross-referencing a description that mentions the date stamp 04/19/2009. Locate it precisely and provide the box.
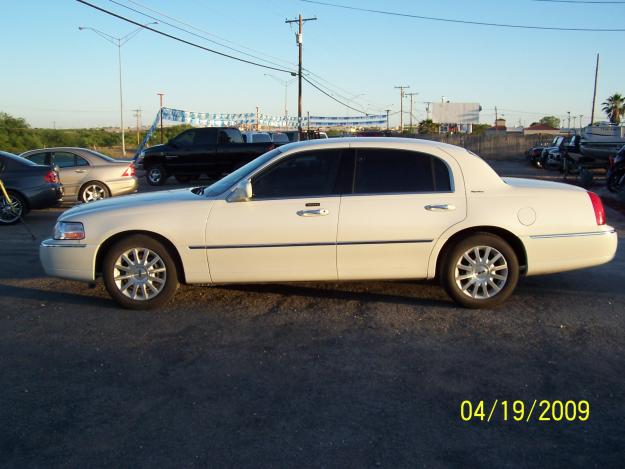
[460,400,590,423]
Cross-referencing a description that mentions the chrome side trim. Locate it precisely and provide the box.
[529,229,615,240]
[189,239,433,250]
[40,241,87,248]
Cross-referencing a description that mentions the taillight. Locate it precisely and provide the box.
[44,170,58,184]
[122,163,135,177]
[587,191,606,225]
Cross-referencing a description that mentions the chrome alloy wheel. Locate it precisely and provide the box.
[0,197,22,223]
[148,168,162,184]
[455,246,508,299]
[113,248,167,300]
[82,184,106,203]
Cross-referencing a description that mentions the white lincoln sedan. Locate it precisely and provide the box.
[40,138,617,310]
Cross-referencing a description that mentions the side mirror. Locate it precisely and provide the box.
[226,179,253,203]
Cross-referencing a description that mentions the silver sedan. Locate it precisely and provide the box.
[20,147,138,203]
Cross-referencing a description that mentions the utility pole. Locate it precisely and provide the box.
[157,93,164,143]
[132,108,142,145]
[385,109,391,131]
[425,102,432,121]
[285,14,317,136]
[567,111,571,132]
[394,85,409,132]
[590,53,599,125]
[495,106,498,125]
[405,92,418,133]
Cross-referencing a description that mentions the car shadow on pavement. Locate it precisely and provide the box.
[0,283,114,309]
[219,281,454,309]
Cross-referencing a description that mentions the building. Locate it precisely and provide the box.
[431,102,481,134]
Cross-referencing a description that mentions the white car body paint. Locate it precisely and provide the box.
[40,138,617,287]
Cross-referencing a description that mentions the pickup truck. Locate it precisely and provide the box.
[136,127,278,186]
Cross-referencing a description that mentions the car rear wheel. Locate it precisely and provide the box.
[441,233,519,309]
[102,235,179,309]
[0,191,27,225]
[80,181,109,203]
[146,165,167,186]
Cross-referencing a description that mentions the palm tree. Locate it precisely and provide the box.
[602,93,625,125]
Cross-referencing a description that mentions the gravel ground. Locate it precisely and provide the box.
[1,159,624,468]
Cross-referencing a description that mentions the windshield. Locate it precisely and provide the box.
[201,147,283,196]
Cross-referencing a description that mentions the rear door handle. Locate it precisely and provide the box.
[74,169,87,173]
[297,209,329,217]
[425,204,456,211]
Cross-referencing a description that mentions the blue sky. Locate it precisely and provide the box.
[1,0,624,129]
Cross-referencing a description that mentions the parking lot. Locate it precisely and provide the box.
[2,159,625,467]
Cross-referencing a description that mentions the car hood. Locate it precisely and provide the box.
[60,188,207,221]
[502,177,586,192]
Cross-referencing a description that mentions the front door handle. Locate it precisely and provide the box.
[425,204,456,211]
[74,169,87,173]
[297,208,330,217]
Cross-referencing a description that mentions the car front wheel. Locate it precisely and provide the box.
[441,233,519,309]
[102,235,179,309]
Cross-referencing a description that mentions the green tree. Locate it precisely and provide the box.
[417,119,439,135]
[539,116,560,129]
[471,124,491,135]
[602,93,625,125]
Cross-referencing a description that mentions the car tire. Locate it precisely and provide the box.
[79,181,109,203]
[0,191,28,225]
[441,233,519,309]
[174,174,192,183]
[102,234,179,310]
[146,164,167,186]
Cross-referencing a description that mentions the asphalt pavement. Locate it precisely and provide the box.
[1,160,625,468]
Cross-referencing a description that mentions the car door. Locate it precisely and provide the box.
[205,148,349,283]
[337,146,467,280]
[52,151,90,197]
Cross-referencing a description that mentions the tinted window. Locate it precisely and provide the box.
[252,150,342,198]
[53,152,77,168]
[354,149,451,194]
[174,130,195,146]
[26,152,49,165]
[194,129,217,145]
[75,155,90,166]
[218,129,243,144]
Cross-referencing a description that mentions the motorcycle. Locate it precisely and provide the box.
[606,145,625,193]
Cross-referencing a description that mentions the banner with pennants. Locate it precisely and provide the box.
[135,107,387,157]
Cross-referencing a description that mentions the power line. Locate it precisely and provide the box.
[109,0,294,70]
[74,0,295,74]
[301,0,625,31]
[302,76,368,114]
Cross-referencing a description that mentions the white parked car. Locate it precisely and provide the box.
[242,132,272,143]
[40,138,617,310]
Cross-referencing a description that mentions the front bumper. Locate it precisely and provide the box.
[39,239,97,282]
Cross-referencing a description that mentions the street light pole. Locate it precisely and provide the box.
[79,22,157,156]
[157,93,164,143]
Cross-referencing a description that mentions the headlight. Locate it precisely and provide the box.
[54,221,85,240]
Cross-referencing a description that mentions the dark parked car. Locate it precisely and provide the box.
[0,151,63,225]
[136,127,278,186]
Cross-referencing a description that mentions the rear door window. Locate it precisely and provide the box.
[53,152,78,168]
[353,148,451,194]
